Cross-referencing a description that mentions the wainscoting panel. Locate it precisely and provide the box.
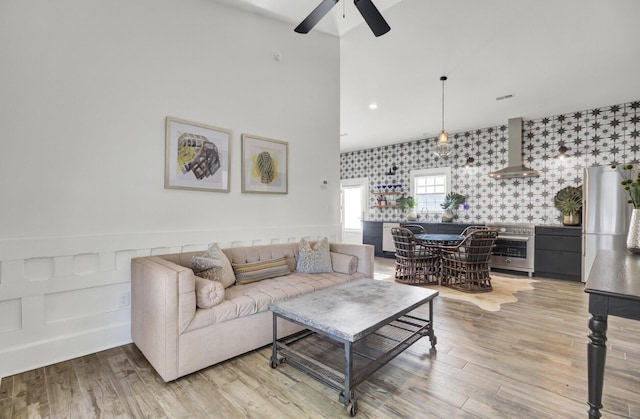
[72,253,99,276]
[24,257,53,282]
[44,283,131,324]
[0,225,341,379]
[0,299,21,334]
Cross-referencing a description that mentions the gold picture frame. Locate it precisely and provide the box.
[165,117,231,192]
[241,134,288,194]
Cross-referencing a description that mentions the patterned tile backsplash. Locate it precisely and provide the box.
[341,100,640,224]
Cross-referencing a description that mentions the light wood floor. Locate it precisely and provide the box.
[1,258,639,418]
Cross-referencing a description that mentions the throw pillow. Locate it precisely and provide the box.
[194,276,225,309]
[330,252,358,275]
[190,243,236,288]
[232,257,291,284]
[296,237,333,273]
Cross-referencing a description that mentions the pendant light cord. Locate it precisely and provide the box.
[441,76,447,132]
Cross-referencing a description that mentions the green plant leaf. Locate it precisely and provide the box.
[553,186,582,216]
[395,196,415,211]
[440,192,465,210]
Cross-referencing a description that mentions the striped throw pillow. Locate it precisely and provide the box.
[232,257,291,284]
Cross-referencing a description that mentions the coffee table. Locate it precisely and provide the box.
[268,278,438,416]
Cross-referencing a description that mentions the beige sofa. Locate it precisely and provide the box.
[131,242,375,382]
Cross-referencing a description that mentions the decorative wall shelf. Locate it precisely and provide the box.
[373,189,404,209]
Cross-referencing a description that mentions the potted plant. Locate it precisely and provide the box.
[396,196,417,220]
[612,164,640,208]
[611,163,640,252]
[553,185,582,225]
[440,192,465,222]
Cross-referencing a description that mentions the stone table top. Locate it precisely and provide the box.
[269,278,438,342]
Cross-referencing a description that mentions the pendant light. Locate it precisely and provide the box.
[435,76,452,157]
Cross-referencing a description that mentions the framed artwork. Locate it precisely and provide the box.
[241,134,288,194]
[165,117,231,192]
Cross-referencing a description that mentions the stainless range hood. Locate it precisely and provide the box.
[488,117,540,179]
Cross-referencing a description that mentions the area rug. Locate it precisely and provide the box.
[374,259,538,312]
[430,274,538,312]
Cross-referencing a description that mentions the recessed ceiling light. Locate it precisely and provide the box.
[369,103,378,110]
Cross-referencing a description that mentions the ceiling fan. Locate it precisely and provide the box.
[295,0,390,37]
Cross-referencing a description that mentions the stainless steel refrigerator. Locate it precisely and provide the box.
[582,165,633,282]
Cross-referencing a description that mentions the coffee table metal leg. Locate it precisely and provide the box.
[340,341,358,416]
[428,300,437,347]
[270,313,280,369]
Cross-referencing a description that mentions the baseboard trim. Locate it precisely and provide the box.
[0,322,131,378]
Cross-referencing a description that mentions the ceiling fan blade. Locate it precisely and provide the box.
[354,0,390,37]
[295,0,340,34]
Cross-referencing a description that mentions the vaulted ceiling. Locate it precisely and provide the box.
[213,0,640,152]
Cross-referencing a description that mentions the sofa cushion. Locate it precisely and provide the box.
[194,276,225,308]
[233,257,291,284]
[330,252,358,274]
[184,271,368,333]
[223,243,298,272]
[296,237,333,273]
[190,244,236,288]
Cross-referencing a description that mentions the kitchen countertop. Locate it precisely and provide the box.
[366,220,583,229]
[365,220,472,224]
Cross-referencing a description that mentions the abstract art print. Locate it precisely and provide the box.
[241,134,288,194]
[165,117,231,192]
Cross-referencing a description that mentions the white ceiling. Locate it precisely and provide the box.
[213,0,640,152]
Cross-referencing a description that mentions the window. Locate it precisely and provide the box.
[410,167,452,214]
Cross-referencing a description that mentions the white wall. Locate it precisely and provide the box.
[0,0,340,378]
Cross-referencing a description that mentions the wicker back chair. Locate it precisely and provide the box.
[440,229,498,292]
[401,224,427,234]
[461,225,490,236]
[391,227,439,285]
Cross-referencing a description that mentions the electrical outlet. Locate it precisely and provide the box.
[118,291,130,308]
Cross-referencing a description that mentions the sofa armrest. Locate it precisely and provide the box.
[329,243,375,278]
[131,256,196,382]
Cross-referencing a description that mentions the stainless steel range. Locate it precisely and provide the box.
[486,223,535,277]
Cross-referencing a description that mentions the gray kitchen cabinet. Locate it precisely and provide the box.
[437,223,473,235]
[534,226,582,281]
[400,222,471,235]
[363,221,475,258]
[363,221,384,257]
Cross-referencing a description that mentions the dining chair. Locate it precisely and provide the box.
[391,227,439,285]
[440,229,498,292]
[461,225,490,236]
[401,224,427,234]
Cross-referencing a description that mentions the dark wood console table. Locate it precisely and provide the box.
[584,250,640,418]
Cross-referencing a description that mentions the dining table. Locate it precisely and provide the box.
[414,233,464,247]
[414,234,465,285]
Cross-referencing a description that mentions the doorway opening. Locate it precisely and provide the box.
[340,178,368,244]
